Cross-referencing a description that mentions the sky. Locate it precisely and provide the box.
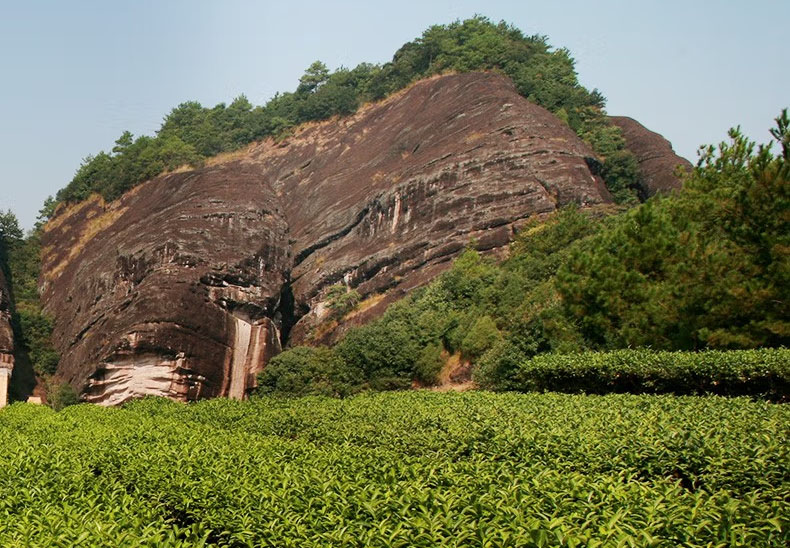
[1,0,788,229]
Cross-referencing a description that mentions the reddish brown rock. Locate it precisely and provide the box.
[0,269,12,356]
[0,269,14,406]
[41,72,613,405]
[610,116,692,198]
[41,167,290,405]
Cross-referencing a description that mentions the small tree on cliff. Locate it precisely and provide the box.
[297,61,330,94]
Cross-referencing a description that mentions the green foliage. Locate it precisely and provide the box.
[414,342,443,385]
[474,207,599,362]
[46,381,80,411]
[0,212,59,377]
[256,346,357,397]
[53,17,638,209]
[460,315,502,360]
[0,392,787,545]
[506,205,600,279]
[510,348,790,400]
[336,319,419,390]
[0,210,22,276]
[324,284,360,319]
[437,247,499,309]
[558,112,790,350]
[577,111,642,203]
[0,210,23,243]
[35,196,57,228]
[473,339,528,390]
[296,60,330,94]
[15,305,59,375]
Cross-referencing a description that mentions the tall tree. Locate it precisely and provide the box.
[557,111,790,349]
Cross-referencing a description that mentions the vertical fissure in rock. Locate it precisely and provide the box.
[274,278,298,348]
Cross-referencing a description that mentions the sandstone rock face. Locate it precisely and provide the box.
[0,269,14,407]
[610,116,692,198]
[0,269,13,358]
[42,72,614,405]
[41,168,289,405]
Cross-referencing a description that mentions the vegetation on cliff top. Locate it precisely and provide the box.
[262,111,789,397]
[52,16,640,210]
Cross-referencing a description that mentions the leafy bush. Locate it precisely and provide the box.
[256,346,358,397]
[46,381,80,410]
[15,305,59,375]
[558,111,790,350]
[459,315,502,360]
[336,320,420,387]
[511,348,790,400]
[0,392,787,545]
[324,284,360,320]
[473,339,528,390]
[414,342,443,385]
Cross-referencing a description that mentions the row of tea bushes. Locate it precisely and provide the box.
[508,348,790,400]
[0,391,787,546]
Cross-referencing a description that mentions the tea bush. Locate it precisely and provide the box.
[506,348,790,400]
[0,391,787,546]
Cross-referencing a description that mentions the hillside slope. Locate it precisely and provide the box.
[40,73,621,404]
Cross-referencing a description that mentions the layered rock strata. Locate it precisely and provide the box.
[42,72,616,405]
[610,116,692,198]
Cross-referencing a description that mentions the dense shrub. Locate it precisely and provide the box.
[0,392,787,545]
[509,348,790,400]
[256,346,358,397]
[46,381,80,410]
[558,111,790,350]
[459,315,502,360]
[336,320,420,390]
[324,284,360,320]
[473,339,528,391]
[414,342,444,385]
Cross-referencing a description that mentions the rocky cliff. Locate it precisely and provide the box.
[0,269,14,406]
[0,269,13,364]
[610,116,692,198]
[41,72,621,405]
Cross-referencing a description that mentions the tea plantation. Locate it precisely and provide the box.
[1,392,787,547]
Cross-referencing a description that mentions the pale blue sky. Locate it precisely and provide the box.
[1,0,788,228]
